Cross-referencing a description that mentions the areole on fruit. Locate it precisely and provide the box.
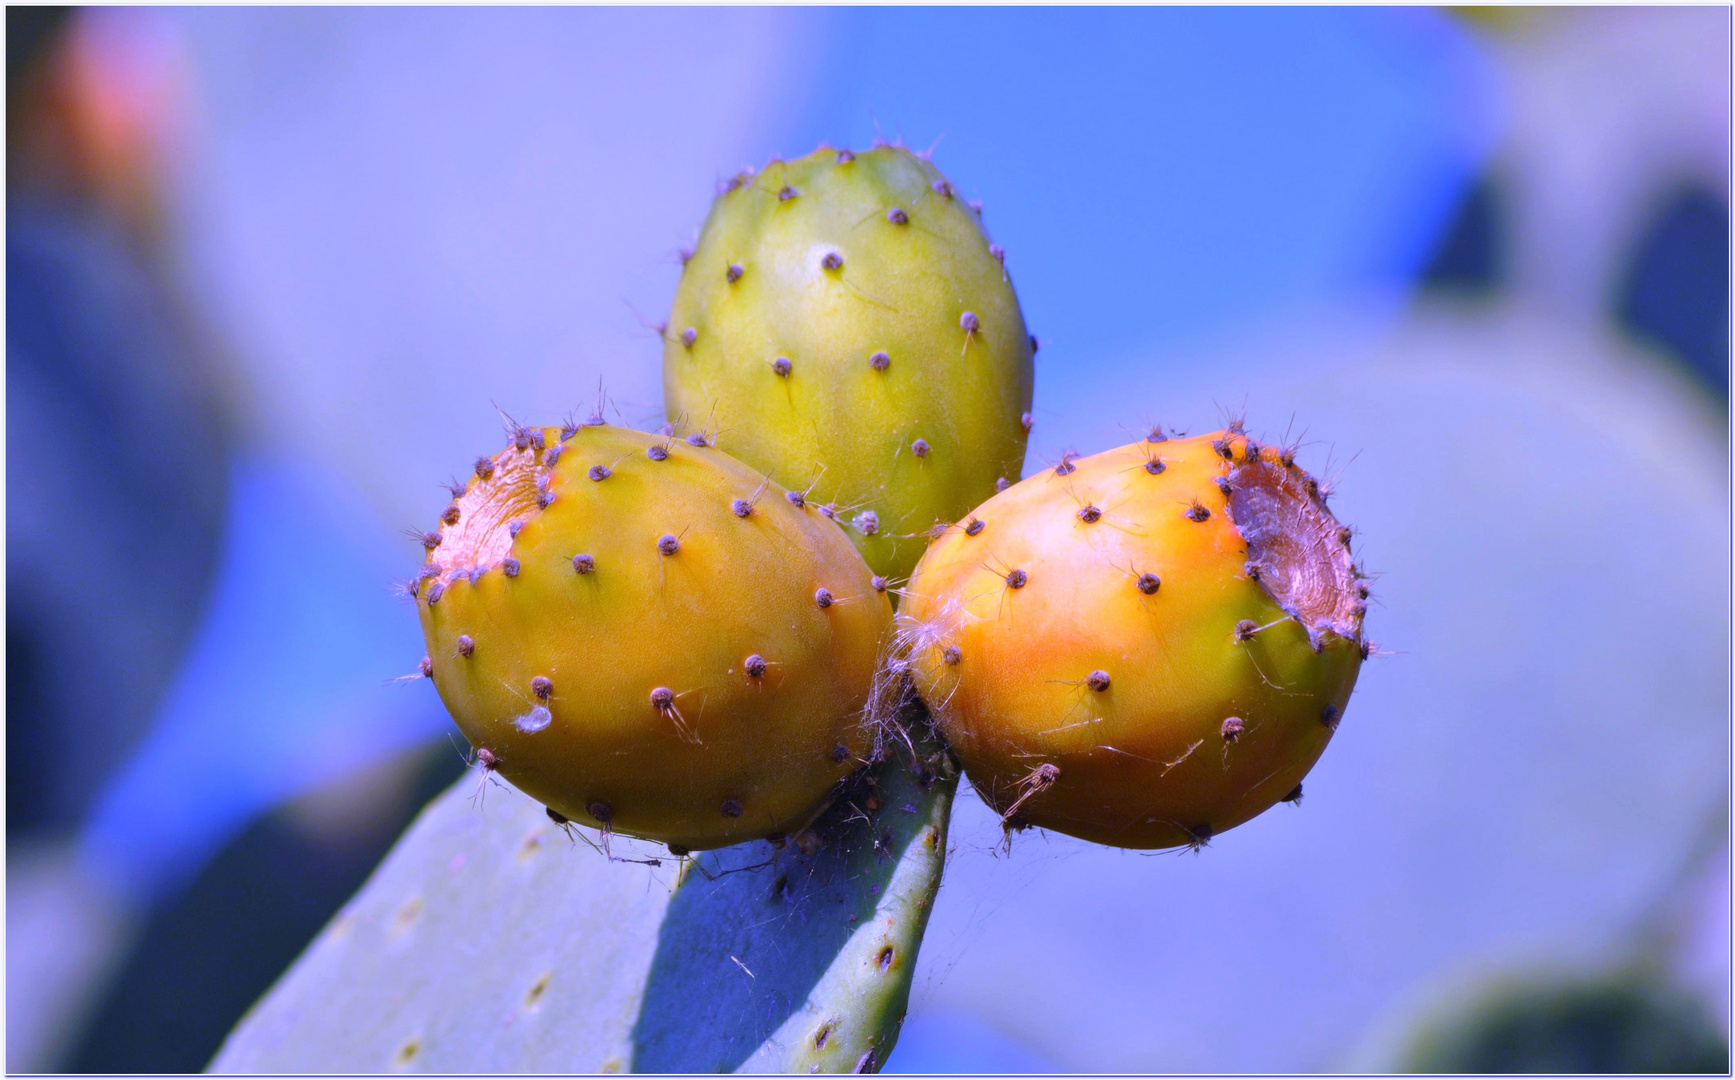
[899,429,1368,850]
[415,421,892,850]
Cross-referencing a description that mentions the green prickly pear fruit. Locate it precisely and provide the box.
[899,429,1367,850]
[416,421,892,851]
[664,144,1035,587]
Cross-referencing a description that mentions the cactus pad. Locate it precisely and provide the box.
[900,430,1366,849]
[664,145,1035,585]
[417,423,891,850]
[210,709,957,1073]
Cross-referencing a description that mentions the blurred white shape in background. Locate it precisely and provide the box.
[170,7,827,526]
[6,845,137,1073]
[1493,6,1729,323]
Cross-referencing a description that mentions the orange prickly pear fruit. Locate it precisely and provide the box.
[413,420,892,851]
[899,428,1368,850]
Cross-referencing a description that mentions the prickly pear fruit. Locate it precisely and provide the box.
[899,429,1367,850]
[663,144,1035,586]
[416,422,892,850]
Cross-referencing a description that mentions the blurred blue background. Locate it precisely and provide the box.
[7,6,1727,1072]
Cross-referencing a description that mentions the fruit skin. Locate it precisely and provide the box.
[900,430,1366,850]
[664,144,1034,586]
[416,423,892,850]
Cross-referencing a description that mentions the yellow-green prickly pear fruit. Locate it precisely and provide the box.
[414,420,892,851]
[664,144,1035,587]
[899,429,1367,850]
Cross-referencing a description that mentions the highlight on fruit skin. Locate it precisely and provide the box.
[898,428,1368,850]
[413,420,893,851]
[664,143,1035,586]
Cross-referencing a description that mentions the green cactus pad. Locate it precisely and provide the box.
[664,145,1035,586]
[209,710,956,1074]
